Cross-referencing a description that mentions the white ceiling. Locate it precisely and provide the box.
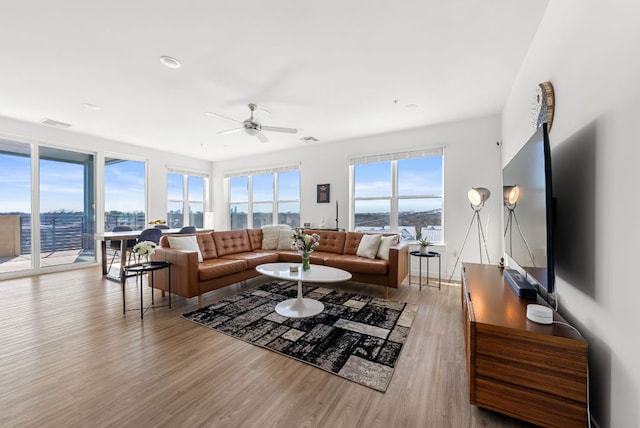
[0,1,548,161]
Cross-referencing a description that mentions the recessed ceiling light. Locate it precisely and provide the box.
[404,104,418,110]
[83,103,100,111]
[159,56,181,69]
[41,118,72,128]
[300,136,319,143]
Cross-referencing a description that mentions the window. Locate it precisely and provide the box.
[167,171,207,228]
[228,167,300,230]
[351,149,443,242]
[105,158,146,231]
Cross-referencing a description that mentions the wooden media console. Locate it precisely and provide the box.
[461,263,588,427]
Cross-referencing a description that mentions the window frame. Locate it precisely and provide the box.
[350,149,444,243]
[166,169,209,228]
[227,166,300,230]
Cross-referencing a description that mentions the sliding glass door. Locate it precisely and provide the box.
[39,147,96,268]
[0,140,32,274]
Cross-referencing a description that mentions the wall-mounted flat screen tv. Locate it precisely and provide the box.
[502,123,555,296]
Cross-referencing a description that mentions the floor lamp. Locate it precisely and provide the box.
[503,185,536,267]
[450,187,492,280]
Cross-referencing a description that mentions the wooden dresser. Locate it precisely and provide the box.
[461,263,588,427]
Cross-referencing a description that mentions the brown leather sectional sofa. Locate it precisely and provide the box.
[152,228,409,307]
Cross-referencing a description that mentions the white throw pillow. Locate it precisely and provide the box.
[167,235,203,262]
[277,229,295,250]
[262,225,290,250]
[356,234,382,259]
[376,235,399,260]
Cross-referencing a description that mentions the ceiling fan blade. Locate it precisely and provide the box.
[217,127,243,135]
[256,132,269,143]
[261,125,298,134]
[205,112,242,123]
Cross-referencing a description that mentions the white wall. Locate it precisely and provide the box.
[0,115,212,227]
[212,114,503,279]
[502,1,640,426]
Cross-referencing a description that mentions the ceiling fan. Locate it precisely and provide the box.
[207,103,298,143]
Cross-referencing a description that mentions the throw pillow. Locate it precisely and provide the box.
[262,225,290,250]
[276,229,295,250]
[376,234,399,260]
[167,235,203,262]
[356,234,382,259]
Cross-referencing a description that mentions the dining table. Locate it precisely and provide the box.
[95,228,210,281]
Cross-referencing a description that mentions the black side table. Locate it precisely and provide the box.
[122,261,171,319]
[409,250,441,291]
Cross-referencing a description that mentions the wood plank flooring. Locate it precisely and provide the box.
[0,267,535,427]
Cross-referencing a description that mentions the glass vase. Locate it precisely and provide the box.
[301,251,311,271]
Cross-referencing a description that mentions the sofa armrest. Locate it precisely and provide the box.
[387,240,409,288]
[152,247,201,298]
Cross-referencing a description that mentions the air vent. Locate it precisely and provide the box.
[300,136,318,143]
[41,118,72,128]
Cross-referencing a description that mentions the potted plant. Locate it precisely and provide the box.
[418,237,432,255]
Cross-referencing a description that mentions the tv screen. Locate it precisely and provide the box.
[502,123,555,295]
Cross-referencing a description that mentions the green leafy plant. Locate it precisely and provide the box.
[418,238,432,248]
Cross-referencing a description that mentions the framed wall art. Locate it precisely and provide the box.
[317,184,330,203]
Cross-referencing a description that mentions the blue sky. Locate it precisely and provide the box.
[0,154,145,213]
[229,157,443,214]
[354,157,443,213]
[2,153,441,214]
[0,154,31,212]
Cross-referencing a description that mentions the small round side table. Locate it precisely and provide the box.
[409,250,441,291]
[122,261,171,319]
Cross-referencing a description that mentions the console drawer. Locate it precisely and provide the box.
[475,326,587,375]
[476,353,586,402]
[476,377,586,428]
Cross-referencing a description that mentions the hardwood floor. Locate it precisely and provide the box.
[0,267,535,427]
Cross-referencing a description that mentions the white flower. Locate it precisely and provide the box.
[133,241,157,256]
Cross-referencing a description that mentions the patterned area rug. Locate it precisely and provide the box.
[183,280,418,392]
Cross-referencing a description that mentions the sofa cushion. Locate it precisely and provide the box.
[304,230,345,254]
[196,232,218,259]
[276,229,294,250]
[221,251,279,268]
[261,225,291,250]
[167,235,203,262]
[324,254,388,275]
[213,230,252,256]
[343,232,366,255]
[198,258,248,281]
[247,229,263,251]
[376,234,399,261]
[274,250,304,263]
[356,234,382,259]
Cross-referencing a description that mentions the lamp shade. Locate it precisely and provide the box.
[503,185,520,205]
[468,187,491,206]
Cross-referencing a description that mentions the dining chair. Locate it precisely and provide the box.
[108,226,136,272]
[178,226,196,234]
[138,227,163,244]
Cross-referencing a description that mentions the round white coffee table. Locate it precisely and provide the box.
[256,262,352,318]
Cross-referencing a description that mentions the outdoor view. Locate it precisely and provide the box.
[0,144,146,274]
[230,170,300,229]
[228,157,442,242]
[167,173,205,228]
[354,156,443,242]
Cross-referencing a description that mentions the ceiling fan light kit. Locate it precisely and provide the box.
[209,103,298,143]
[159,56,181,69]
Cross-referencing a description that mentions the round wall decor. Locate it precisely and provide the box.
[531,81,555,132]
